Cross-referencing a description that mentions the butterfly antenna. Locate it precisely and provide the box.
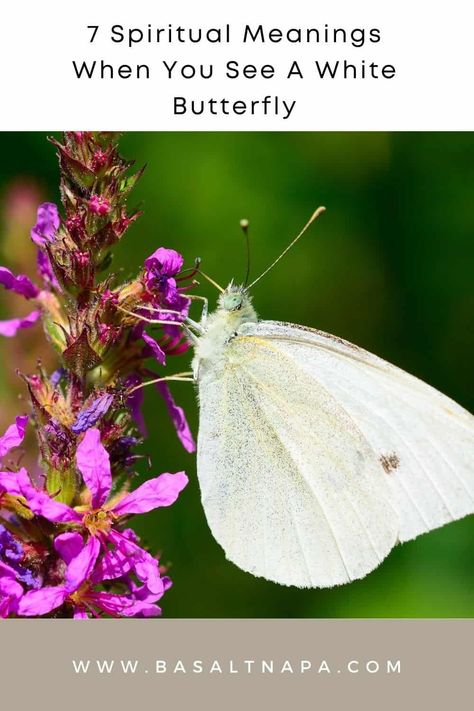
[196,267,225,293]
[240,219,251,287]
[247,206,326,289]
[180,257,225,293]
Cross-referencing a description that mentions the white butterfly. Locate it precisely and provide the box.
[185,208,474,588]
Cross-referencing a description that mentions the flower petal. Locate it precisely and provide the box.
[54,532,85,565]
[18,586,67,616]
[71,394,114,434]
[92,591,162,618]
[0,575,23,617]
[142,331,166,366]
[30,203,59,246]
[113,471,188,516]
[126,577,169,603]
[0,416,28,458]
[0,266,39,299]
[92,549,133,583]
[0,576,23,598]
[28,490,81,523]
[0,467,34,498]
[91,546,132,583]
[65,536,100,593]
[73,608,89,619]
[76,428,111,508]
[144,247,184,276]
[0,561,18,579]
[37,250,59,289]
[108,530,164,595]
[0,467,78,523]
[50,368,67,387]
[87,591,133,616]
[0,310,41,337]
[155,382,196,453]
[124,601,163,617]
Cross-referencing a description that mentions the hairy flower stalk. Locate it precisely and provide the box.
[0,132,195,618]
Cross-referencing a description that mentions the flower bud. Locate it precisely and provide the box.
[88,194,111,216]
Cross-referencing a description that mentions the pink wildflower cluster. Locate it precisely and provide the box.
[0,132,195,618]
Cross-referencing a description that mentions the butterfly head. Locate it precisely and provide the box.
[218,283,257,323]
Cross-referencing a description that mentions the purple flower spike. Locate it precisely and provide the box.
[76,428,112,509]
[0,310,41,337]
[0,136,191,618]
[0,416,28,458]
[30,202,59,246]
[0,267,39,299]
[72,393,114,434]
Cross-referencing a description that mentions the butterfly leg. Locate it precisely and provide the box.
[185,317,205,336]
[127,372,195,394]
[182,322,200,345]
[188,294,209,326]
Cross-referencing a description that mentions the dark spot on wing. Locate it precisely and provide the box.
[380,452,400,474]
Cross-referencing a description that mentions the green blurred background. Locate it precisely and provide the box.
[1,132,473,617]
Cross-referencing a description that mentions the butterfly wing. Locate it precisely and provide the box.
[240,321,474,545]
[196,326,399,588]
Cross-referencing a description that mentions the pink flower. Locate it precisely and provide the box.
[18,531,167,618]
[143,247,191,324]
[0,428,188,594]
[144,248,184,299]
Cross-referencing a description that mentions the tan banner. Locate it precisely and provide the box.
[0,619,470,709]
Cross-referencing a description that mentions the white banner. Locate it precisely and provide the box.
[0,0,472,130]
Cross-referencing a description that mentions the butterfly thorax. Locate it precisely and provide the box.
[192,285,258,380]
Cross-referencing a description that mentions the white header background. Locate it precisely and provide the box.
[1,0,472,130]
